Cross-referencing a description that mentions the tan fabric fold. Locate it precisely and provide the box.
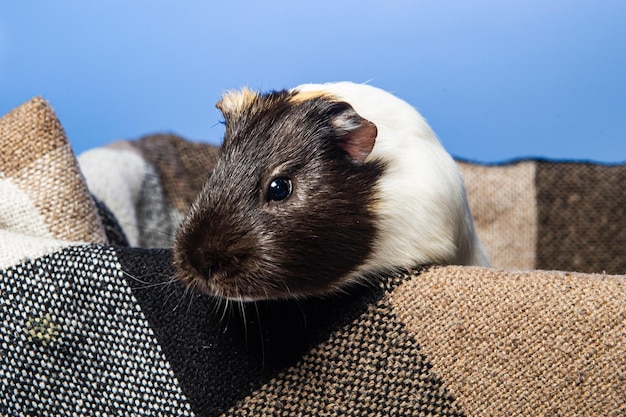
[0,97,107,243]
[458,160,537,270]
[391,266,626,416]
[227,289,465,416]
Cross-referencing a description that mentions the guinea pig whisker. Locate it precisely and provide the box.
[281,281,292,296]
[293,299,308,329]
[163,284,180,307]
[161,273,187,306]
[238,299,248,344]
[211,119,226,129]
[162,274,175,287]
[184,287,197,314]
[118,221,178,239]
[121,269,178,291]
[160,273,181,293]
[253,303,266,371]
[219,297,231,324]
[173,278,196,312]
[120,270,151,286]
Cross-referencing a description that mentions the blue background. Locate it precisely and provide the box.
[1,1,624,162]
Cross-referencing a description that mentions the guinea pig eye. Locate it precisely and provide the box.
[268,177,292,202]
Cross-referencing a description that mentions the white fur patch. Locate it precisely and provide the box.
[294,82,490,275]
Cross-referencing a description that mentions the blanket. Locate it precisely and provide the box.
[1,97,624,416]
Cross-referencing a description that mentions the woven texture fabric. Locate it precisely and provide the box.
[0,245,194,416]
[222,273,464,417]
[391,266,625,416]
[459,159,626,274]
[0,97,107,245]
[1,97,625,416]
[535,160,626,273]
[458,161,537,270]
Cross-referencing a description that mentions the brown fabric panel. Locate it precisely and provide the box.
[226,294,465,416]
[536,161,626,274]
[457,160,537,270]
[0,97,66,176]
[391,265,626,416]
[129,134,219,213]
[13,148,107,243]
[1,97,107,243]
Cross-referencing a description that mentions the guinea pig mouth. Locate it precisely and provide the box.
[210,269,295,301]
[177,257,276,301]
[188,274,282,302]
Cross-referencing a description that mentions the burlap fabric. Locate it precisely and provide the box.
[459,160,626,274]
[1,97,624,416]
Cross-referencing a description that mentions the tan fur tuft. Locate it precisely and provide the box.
[216,87,259,118]
[288,89,337,105]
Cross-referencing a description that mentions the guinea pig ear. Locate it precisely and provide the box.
[328,102,378,162]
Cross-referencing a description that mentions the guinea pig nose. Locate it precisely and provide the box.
[198,260,221,279]
[190,247,224,279]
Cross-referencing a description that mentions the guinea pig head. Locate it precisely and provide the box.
[173,89,384,301]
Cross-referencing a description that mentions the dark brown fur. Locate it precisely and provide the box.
[173,90,384,300]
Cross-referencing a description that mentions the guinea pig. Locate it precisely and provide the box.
[173,81,489,301]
